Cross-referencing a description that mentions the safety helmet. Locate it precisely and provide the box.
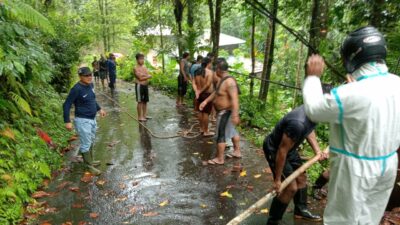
[340,26,386,73]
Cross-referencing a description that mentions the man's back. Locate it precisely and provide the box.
[266,106,316,153]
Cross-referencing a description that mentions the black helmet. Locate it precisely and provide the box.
[340,26,386,73]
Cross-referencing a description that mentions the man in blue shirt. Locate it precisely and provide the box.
[107,53,117,90]
[63,67,106,175]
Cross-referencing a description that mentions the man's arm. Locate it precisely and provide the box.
[199,91,216,110]
[134,68,151,81]
[306,130,328,161]
[180,60,187,81]
[227,79,240,125]
[303,55,340,123]
[274,133,295,193]
[198,71,213,94]
[63,87,79,130]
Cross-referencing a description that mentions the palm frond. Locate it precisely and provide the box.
[10,92,32,116]
[3,0,55,35]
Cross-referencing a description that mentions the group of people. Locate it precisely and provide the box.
[91,53,117,90]
[63,26,399,225]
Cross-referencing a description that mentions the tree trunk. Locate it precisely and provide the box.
[307,0,329,56]
[208,0,215,49]
[208,0,223,58]
[212,0,223,58]
[98,0,107,53]
[370,0,384,28]
[250,10,255,97]
[259,0,278,101]
[292,43,304,108]
[158,3,165,74]
[105,0,110,52]
[173,0,184,58]
[187,0,196,59]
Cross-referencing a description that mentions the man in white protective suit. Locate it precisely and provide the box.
[302,26,400,225]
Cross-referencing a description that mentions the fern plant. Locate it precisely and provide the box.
[1,0,55,35]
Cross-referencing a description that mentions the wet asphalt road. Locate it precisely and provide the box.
[37,80,324,225]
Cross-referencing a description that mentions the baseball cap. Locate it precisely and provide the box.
[78,67,92,76]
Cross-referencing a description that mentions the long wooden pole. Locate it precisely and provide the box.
[227,148,329,225]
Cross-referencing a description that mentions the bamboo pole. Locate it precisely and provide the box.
[227,148,329,225]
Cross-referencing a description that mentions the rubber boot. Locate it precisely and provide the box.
[294,187,322,221]
[82,152,101,175]
[266,197,289,225]
[89,148,101,166]
[312,174,329,200]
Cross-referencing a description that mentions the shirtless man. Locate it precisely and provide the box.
[177,52,190,106]
[194,57,214,137]
[200,58,241,165]
[134,53,152,122]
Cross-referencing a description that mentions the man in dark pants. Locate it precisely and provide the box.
[263,105,327,224]
[176,52,190,106]
[107,53,117,90]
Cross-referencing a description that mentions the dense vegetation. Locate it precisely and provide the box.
[0,0,399,224]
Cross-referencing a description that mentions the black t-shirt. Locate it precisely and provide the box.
[99,59,107,72]
[264,105,316,153]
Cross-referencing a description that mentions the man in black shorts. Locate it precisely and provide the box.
[134,53,152,121]
[177,52,190,106]
[263,105,327,224]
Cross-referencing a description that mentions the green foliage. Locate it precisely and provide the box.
[2,0,55,35]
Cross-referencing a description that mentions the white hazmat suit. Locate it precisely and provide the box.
[302,62,400,225]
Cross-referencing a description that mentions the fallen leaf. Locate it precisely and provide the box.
[81,172,94,183]
[56,181,71,190]
[240,170,247,177]
[96,180,106,186]
[254,174,262,179]
[132,181,140,186]
[61,222,72,225]
[200,204,207,208]
[72,203,84,208]
[207,141,213,144]
[69,187,79,192]
[44,207,57,214]
[260,208,269,214]
[220,191,233,198]
[119,183,127,189]
[32,191,50,199]
[89,212,98,219]
[264,167,272,174]
[232,165,243,172]
[143,212,158,217]
[193,152,199,155]
[159,200,169,207]
[107,140,121,147]
[129,206,138,214]
[114,196,128,202]
[226,185,235,189]
[40,222,52,225]
[247,185,254,191]
[78,222,87,225]
[42,179,50,188]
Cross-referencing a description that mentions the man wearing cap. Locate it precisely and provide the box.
[63,67,106,175]
[303,26,400,224]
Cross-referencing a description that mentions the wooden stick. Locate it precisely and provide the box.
[226,148,329,225]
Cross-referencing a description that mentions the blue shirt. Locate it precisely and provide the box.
[63,82,101,123]
[189,63,201,78]
[107,60,116,76]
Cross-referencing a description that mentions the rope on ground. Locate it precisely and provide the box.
[98,91,202,139]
